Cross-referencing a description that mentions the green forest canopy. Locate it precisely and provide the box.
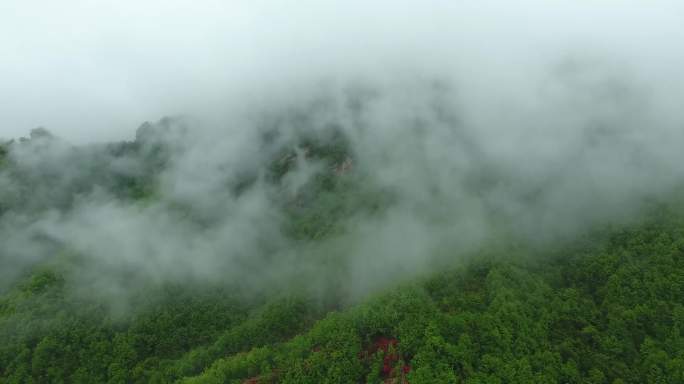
[1,124,684,383]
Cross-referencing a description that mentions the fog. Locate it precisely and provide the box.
[2,0,684,304]
[2,0,683,142]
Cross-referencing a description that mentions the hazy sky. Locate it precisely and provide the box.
[1,0,683,143]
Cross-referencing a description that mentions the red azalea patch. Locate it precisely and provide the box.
[362,337,411,383]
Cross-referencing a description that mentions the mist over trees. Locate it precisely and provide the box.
[2,0,684,382]
[2,84,684,382]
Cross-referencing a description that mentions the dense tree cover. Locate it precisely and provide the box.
[175,209,684,384]
[2,209,684,383]
[2,122,684,383]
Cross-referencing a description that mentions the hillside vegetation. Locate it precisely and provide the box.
[1,122,684,383]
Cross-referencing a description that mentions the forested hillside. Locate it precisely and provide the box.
[1,118,684,383]
[4,0,684,382]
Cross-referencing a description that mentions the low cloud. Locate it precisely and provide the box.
[1,0,684,304]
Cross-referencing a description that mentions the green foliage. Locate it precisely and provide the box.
[3,213,684,382]
[179,213,684,383]
[0,141,7,168]
[3,126,684,382]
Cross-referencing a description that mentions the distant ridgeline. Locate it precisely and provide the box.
[0,115,376,293]
[0,116,359,218]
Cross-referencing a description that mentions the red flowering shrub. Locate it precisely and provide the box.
[363,337,411,383]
